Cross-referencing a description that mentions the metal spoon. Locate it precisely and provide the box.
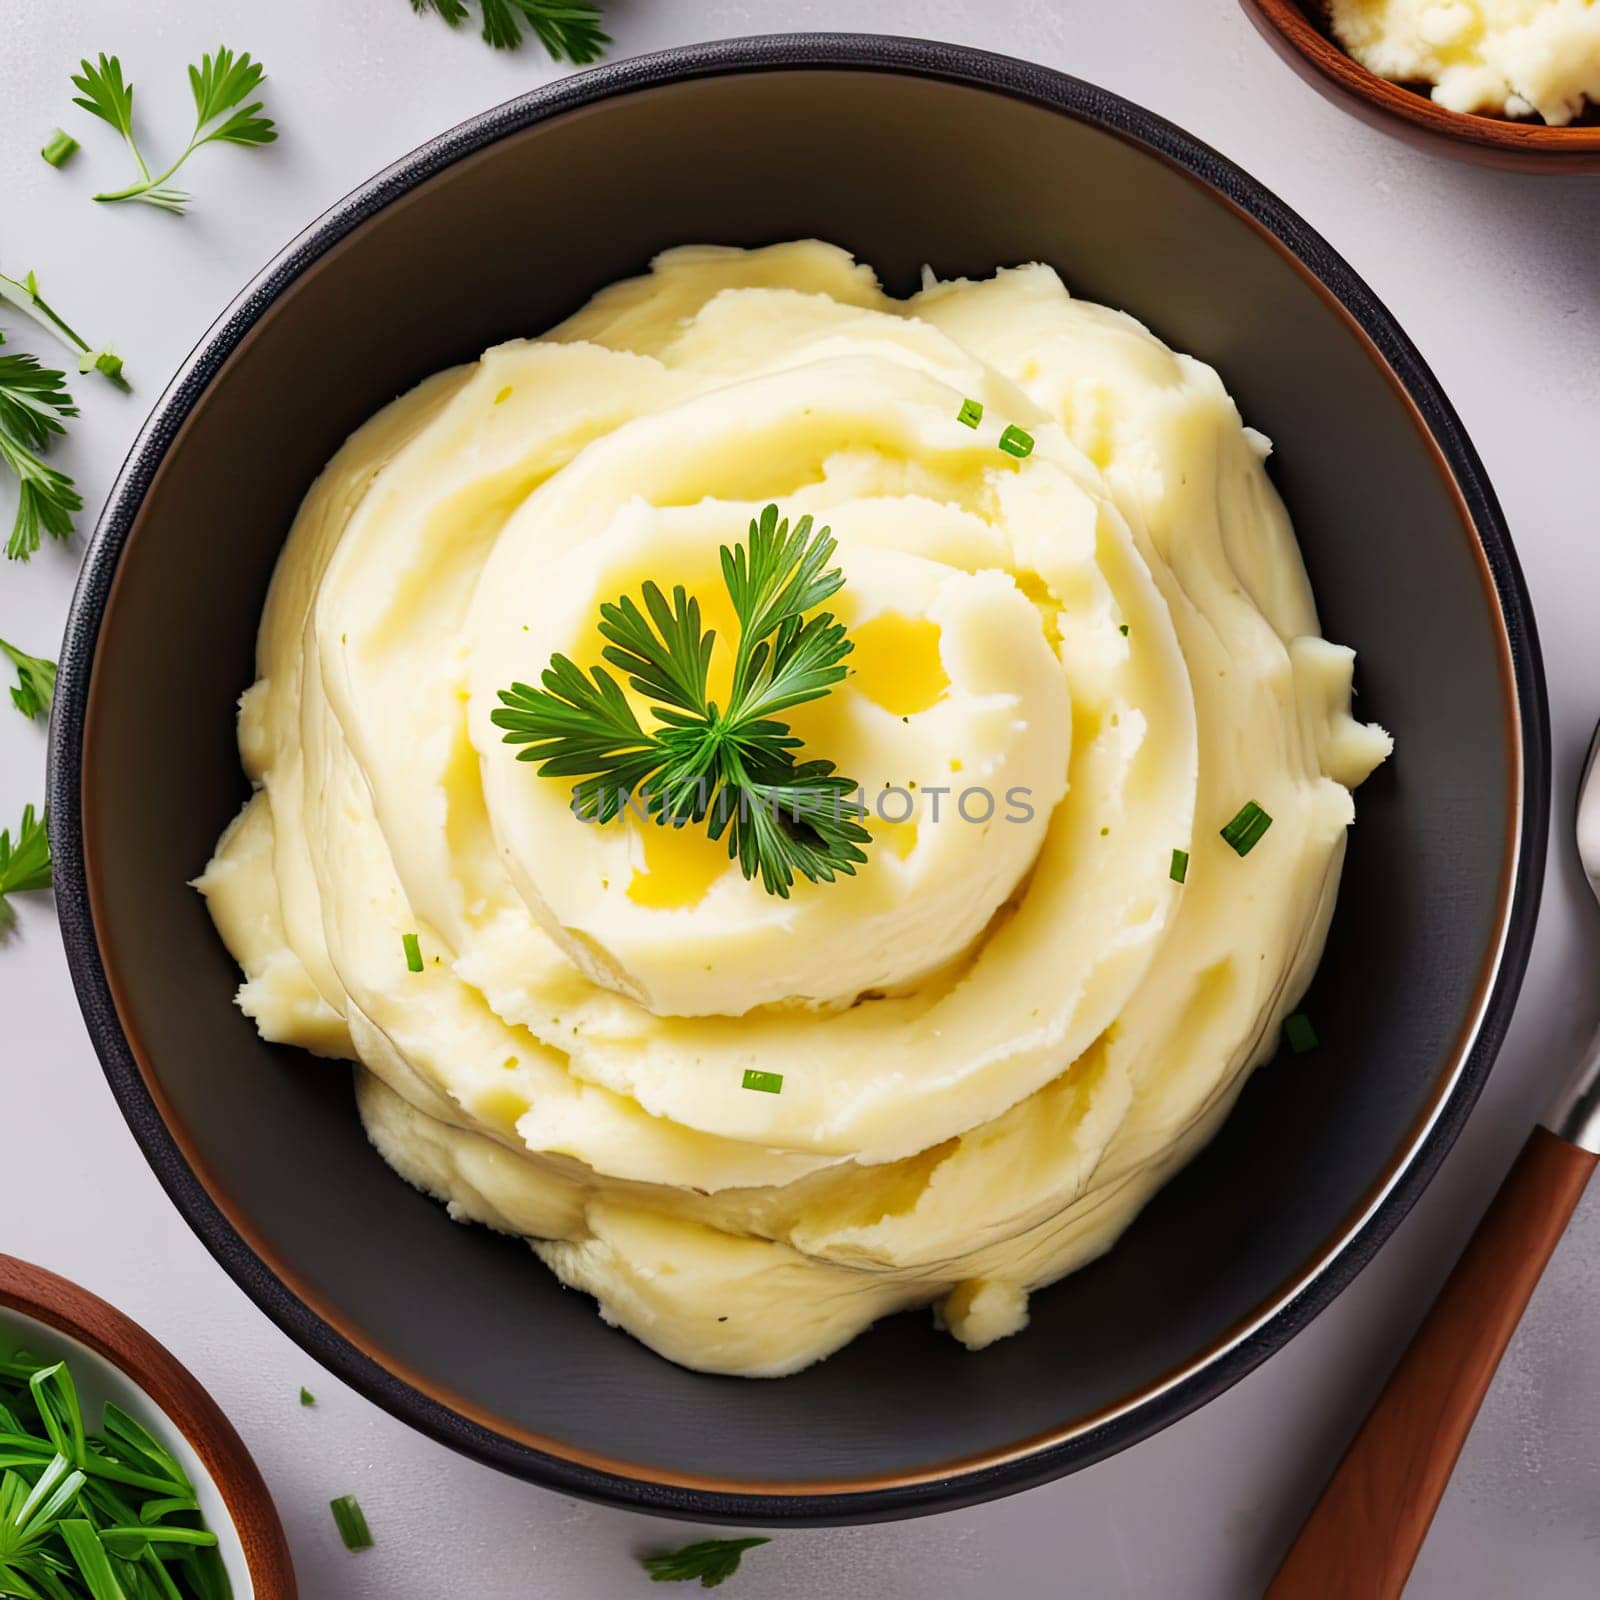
[1268,726,1600,1598]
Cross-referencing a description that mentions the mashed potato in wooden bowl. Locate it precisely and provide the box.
[1327,0,1600,125]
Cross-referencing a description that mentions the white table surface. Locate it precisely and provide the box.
[2,2,1596,1595]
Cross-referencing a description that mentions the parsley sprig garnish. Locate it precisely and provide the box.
[0,333,81,561]
[409,0,610,61]
[0,1348,228,1596]
[0,636,56,721]
[70,48,277,213]
[0,804,51,930]
[642,1535,770,1588]
[0,268,126,388]
[493,505,871,899]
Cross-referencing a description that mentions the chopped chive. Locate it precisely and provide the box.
[956,396,984,429]
[1170,847,1189,884]
[402,932,423,972]
[1284,1012,1319,1054]
[0,1348,227,1591]
[330,1494,373,1552]
[41,129,79,167]
[299,1387,315,1406]
[1119,623,1130,637]
[1220,800,1272,856]
[998,424,1034,459]
[741,1068,783,1094]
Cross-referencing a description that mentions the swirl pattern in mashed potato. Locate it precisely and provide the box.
[198,241,1391,1376]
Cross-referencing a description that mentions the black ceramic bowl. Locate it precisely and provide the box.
[50,35,1547,1524]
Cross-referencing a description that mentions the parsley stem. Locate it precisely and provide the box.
[94,177,170,203]
[97,136,201,203]
[0,271,128,389]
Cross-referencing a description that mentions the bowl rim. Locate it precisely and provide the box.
[1243,0,1600,161]
[0,1255,296,1595]
[47,32,1551,1524]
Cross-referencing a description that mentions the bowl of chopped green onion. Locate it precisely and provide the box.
[47,34,1545,1523]
[0,1255,294,1596]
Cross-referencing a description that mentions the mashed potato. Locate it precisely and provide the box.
[198,242,1391,1376]
[1328,0,1600,124]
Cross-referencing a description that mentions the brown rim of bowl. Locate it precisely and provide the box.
[1243,0,1600,168]
[48,35,1551,1524]
[0,1255,297,1596]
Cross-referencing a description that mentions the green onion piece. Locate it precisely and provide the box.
[57,1520,121,1592]
[330,1494,373,1551]
[1119,623,1130,637]
[741,1069,783,1094]
[998,424,1034,459]
[402,932,423,972]
[1170,848,1189,884]
[1219,800,1272,856]
[299,1387,315,1406]
[41,129,79,167]
[956,396,984,429]
[1284,1012,1319,1054]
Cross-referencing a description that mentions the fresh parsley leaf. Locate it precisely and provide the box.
[0,433,80,560]
[70,53,138,145]
[642,1536,770,1588]
[0,267,128,389]
[0,332,80,561]
[411,0,473,23]
[71,47,276,213]
[0,804,50,921]
[707,760,870,897]
[495,660,664,825]
[188,47,267,132]
[410,0,610,61]
[492,505,871,898]
[0,334,77,450]
[0,636,56,720]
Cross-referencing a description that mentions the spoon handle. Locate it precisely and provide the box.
[1267,1125,1597,1600]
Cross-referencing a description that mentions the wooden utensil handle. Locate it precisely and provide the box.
[1267,1125,1597,1599]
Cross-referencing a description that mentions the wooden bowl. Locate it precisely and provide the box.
[1243,0,1600,171]
[0,1255,296,1597]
